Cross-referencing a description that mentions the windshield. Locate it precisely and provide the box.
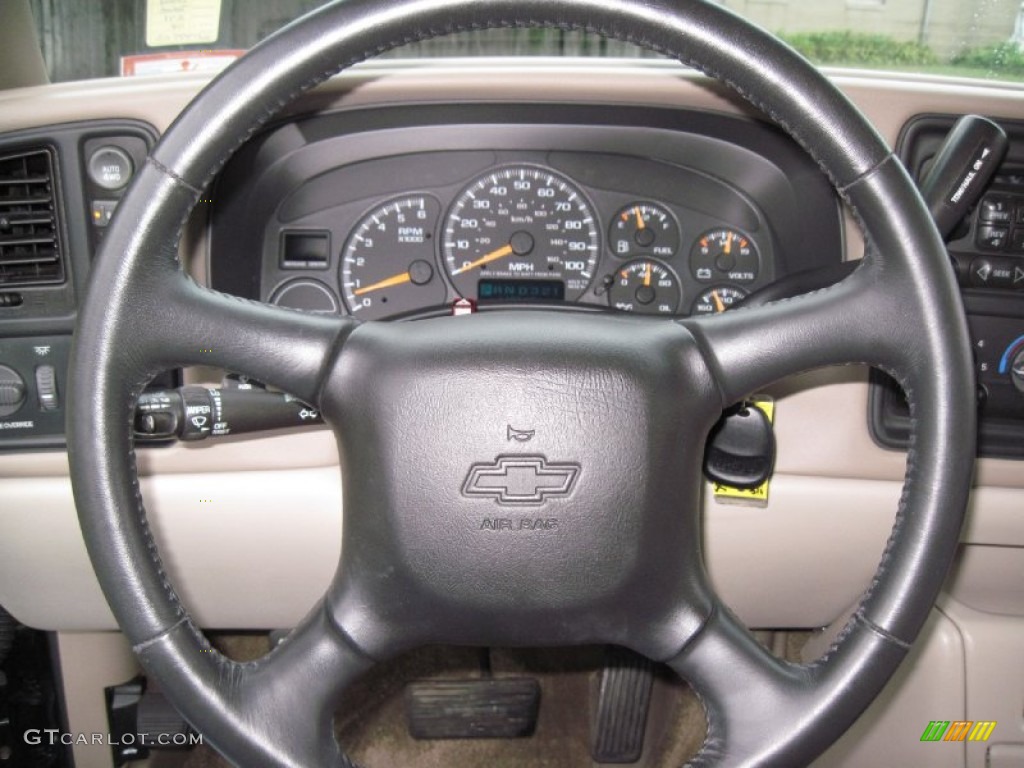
[29,0,1024,84]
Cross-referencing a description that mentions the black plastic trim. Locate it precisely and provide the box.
[0,119,159,336]
[209,102,843,319]
[0,120,168,452]
[872,114,1024,460]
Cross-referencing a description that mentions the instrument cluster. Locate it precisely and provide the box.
[207,105,842,322]
[262,158,773,321]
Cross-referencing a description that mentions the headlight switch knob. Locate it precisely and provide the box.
[0,364,26,417]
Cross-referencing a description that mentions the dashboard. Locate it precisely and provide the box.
[1,61,1024,768]
[209,104,841,322]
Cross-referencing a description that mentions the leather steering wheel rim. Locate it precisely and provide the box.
[67,0,976,766]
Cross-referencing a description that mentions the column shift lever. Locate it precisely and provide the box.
[918,114,1008,239]
[738,114,1008,309]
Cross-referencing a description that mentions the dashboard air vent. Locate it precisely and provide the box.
[0,148,64,286]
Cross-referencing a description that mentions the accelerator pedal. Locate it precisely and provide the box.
[591,647,655,763]
[405,678,540,740]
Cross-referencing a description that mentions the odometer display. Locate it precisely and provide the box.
[442,166,599,301]
[479,279,566,302]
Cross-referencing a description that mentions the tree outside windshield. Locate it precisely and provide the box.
[28,0,1024,83]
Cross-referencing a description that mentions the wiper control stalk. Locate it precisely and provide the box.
[133,386,322,442]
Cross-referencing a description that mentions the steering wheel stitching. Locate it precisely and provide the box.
[68,0,975,765]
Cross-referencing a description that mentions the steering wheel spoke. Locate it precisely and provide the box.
[684,259,906,404]
[68,1,976,766]
[135,270,355,402]
[234,604,372,767]
[666,599,909,767]
[667,604,806,767]
[135,603,371,768]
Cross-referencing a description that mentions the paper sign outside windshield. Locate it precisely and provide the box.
[121,50,244,77]
[146,0,222,47]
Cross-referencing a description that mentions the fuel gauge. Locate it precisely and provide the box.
[609,203,680,260]
[608,259,681,315]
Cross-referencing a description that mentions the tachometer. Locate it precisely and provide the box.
[341,195,444,320]
[442,166,599,302]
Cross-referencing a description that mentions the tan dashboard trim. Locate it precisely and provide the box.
[1,63,1022,486]
[0,468,1018,632]
[0,62,1020,636]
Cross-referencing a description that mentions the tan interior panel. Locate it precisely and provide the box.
[947,545,1024,616]
[2,466,1020,632]
[937,598,1024,767]
[0,468,341,630]
[0,60,1021,768]
[813,609,966,768]
[56,632,143,768]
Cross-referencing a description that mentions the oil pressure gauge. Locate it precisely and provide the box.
[609,202,680,260]
[607,259,681,315]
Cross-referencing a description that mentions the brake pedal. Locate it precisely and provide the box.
[405,678,540,740]
[591,647,654,763]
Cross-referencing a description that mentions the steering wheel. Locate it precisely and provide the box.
[67,0,975,765]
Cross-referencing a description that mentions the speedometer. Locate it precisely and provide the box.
[442,166,599,302]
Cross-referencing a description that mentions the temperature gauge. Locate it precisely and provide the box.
[607,259,681,315]
[609,203,680,260]
[691,286,748,316]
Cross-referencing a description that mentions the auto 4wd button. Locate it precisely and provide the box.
[88,146,133,190]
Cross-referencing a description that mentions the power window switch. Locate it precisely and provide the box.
[35,365,59,411]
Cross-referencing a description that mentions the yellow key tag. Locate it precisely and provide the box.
[712,396,775,507]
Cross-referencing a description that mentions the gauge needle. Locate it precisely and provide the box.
[634,207,645,230]
[644,261,652,287]
[353,270,412,296]
[452,243,514,275]
[712,289,726,313]
[724,232,733,255]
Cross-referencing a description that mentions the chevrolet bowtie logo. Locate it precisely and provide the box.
[463,455,580,505]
